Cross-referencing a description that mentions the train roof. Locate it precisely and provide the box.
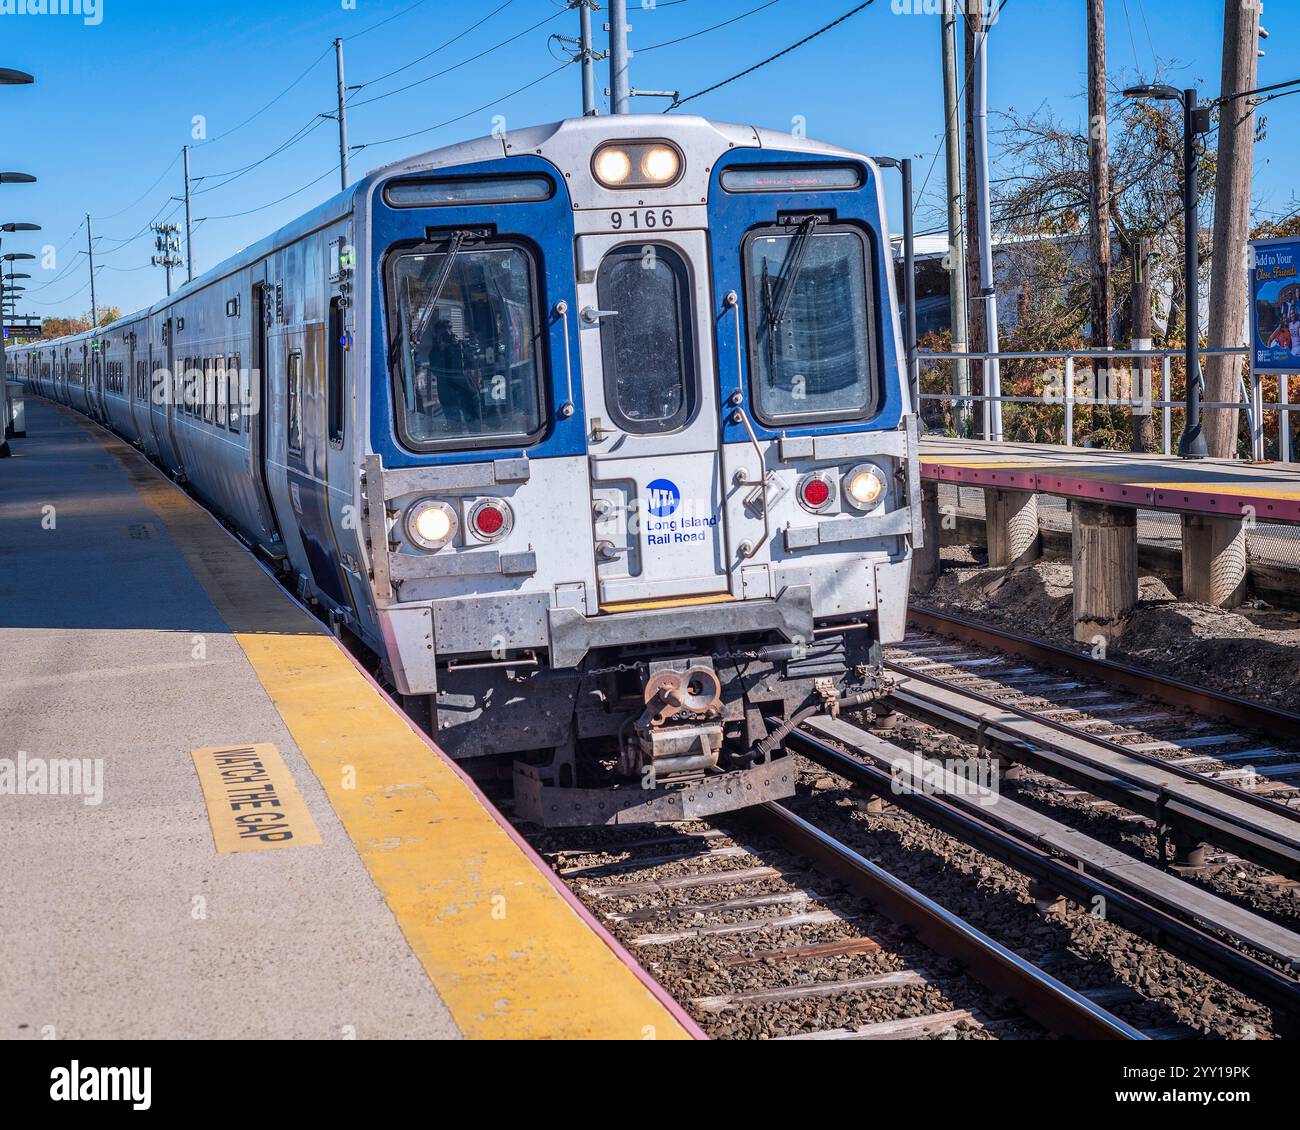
[21,116,869,350]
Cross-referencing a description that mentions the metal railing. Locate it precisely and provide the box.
[915,346,1295,462]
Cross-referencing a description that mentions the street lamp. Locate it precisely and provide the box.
[0,68,31,455]
[1123,83,1213,458]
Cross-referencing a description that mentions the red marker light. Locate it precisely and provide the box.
[469,499,512,541]
[801,478,830,507]
[797,473,834,512]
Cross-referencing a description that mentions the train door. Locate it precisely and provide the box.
[142,339,163,460]
[575,230,731,609]
[90,339,105,422]
[125,332,141,442]
[150,317,182,471]
[250,281,285,545]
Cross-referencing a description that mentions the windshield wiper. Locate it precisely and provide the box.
[412,228,476,343]
[768,214,821,329]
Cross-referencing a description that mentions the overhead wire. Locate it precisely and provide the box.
[665,1,876,111]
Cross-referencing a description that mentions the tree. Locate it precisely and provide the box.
[40,306,121,340]
[991,84,1218,447]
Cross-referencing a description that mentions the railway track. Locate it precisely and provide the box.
[531,809,1145,1040]
[884,611,1300,886]
[515,609,1300,1039]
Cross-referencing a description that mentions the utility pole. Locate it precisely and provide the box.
[608,0,630,114]
[941,4,971,434]
[972,10,1003,441]
[580,1,598,115]
[85,213,98,327]
[963,5,987,437]
[1086,0,1113,428]
[556,2,603,115]
[1205,0,1262,457]
[334,38,351,190]
[151,221,182,297]
[183,144,194,284]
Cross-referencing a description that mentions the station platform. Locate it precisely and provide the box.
[0,398,698,1040]
[920,437,1300,524]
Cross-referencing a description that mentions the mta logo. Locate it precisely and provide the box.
[646,479,680,518]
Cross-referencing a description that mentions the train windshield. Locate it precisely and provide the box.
[386,240,546,451]
[744,223,878,425]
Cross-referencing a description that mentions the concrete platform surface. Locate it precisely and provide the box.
[0,399,695,1040]
[921,437,1300,523]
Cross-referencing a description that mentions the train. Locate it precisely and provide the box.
[12,114,921,826]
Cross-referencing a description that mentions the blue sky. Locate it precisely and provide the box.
[3,0,1296,319]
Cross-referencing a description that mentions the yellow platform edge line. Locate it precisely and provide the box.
[76,410,696,1041]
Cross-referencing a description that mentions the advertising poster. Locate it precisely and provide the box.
[1250,236,1300,372]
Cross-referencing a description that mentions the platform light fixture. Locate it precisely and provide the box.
[1123,83,1211,459]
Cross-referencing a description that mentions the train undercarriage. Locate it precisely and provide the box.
[426,622,892,827]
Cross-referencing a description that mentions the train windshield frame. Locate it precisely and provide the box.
[383,235,549,453]
[741,221,880,427]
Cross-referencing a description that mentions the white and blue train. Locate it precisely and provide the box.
[14,115,922,825]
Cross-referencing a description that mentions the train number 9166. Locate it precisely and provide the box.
[609,208,674,231]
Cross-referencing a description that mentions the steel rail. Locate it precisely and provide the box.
[883,675,1300,878]
[907,607,1300,739]
[895,618,1300,823]
[783,726,1300,1026]
[743,802,1146,1040]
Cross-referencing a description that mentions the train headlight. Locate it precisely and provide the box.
[641,145,681,184]
[593,146,633,186]
[843,464,888,510]
[406,499,457,550]
[592,140,685,189]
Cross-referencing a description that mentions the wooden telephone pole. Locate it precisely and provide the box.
[1087,0,1113,420]
[1205,0,1261,457]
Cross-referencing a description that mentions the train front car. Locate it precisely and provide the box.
[359,116,919,826]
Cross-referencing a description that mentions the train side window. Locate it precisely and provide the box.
[596,243,695,434]
[327,296,345,446]
[287,349,303,455]
[215,355,227,428]
[227,353,241,433]
[204,358,215,424]
[181,359,192,415]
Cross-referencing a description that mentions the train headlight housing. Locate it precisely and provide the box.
[843,463,888,511]
[406,499,457,550]
[592,141,684,189]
